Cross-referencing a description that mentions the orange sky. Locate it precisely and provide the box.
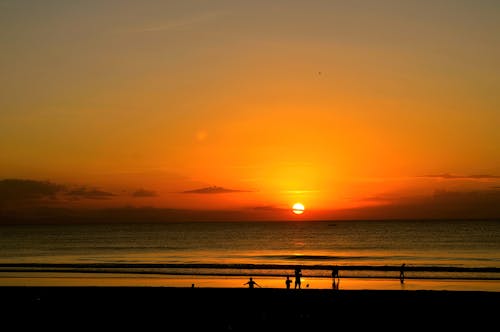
[1,1,499,220]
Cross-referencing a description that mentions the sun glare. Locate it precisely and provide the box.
[292,203,305,215]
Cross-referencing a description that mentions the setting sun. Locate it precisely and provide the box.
[292,203,305,215]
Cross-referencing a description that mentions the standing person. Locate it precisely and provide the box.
[294,268,302,289]
[399,263,406,283]
[244,277,260,289]
[285,275,292,289]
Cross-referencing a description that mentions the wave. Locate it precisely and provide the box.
[250,254,500,265]
[1,263,499,273]
[1,263,499,281]
[254,254,373,261]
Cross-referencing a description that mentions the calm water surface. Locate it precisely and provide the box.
[1,220,499,290]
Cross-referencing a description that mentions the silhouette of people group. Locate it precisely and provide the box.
[241,266,345,290]
[242,264,407,290]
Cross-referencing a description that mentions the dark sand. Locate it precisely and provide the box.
[2,286,498,330]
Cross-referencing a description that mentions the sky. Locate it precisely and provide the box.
[1,0,499,221]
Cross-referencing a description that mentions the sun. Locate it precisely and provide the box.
[292,203,305,215]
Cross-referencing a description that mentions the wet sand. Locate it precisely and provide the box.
[2,286,498,330]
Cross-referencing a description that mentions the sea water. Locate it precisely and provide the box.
[1,219,499,290]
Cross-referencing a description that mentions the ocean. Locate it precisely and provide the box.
[1,219,499,291]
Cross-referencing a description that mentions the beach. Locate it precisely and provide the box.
[2,286,498,330]
[1,221,498,330]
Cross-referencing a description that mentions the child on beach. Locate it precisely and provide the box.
[285,275,292,289]
[244,277,260,289]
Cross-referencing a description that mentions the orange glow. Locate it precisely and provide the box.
[1,2,499,221]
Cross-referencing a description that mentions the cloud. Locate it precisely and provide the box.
[181,186,252,194]
[358,194,397,203]
[0,179,64,202]
[252,205,287,212]
[0,179,119,205]
[281,190,320,194]
[419,173,500,180]
[65,187,115,200]
[132,189,158,198]
[332,189,500,220]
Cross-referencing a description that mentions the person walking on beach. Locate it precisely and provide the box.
[294,268,302,289]
[244,277,260,289]
[400,263,406,283]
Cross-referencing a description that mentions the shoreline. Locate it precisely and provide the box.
[1,273,499,292]
[2,286,499,329]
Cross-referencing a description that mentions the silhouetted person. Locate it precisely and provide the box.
[244,277,260,289]
[332,265,340,290]
[294,268,302,289]
[285,275,292,289]
[400,263,406,283]
[332,266,340,290]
